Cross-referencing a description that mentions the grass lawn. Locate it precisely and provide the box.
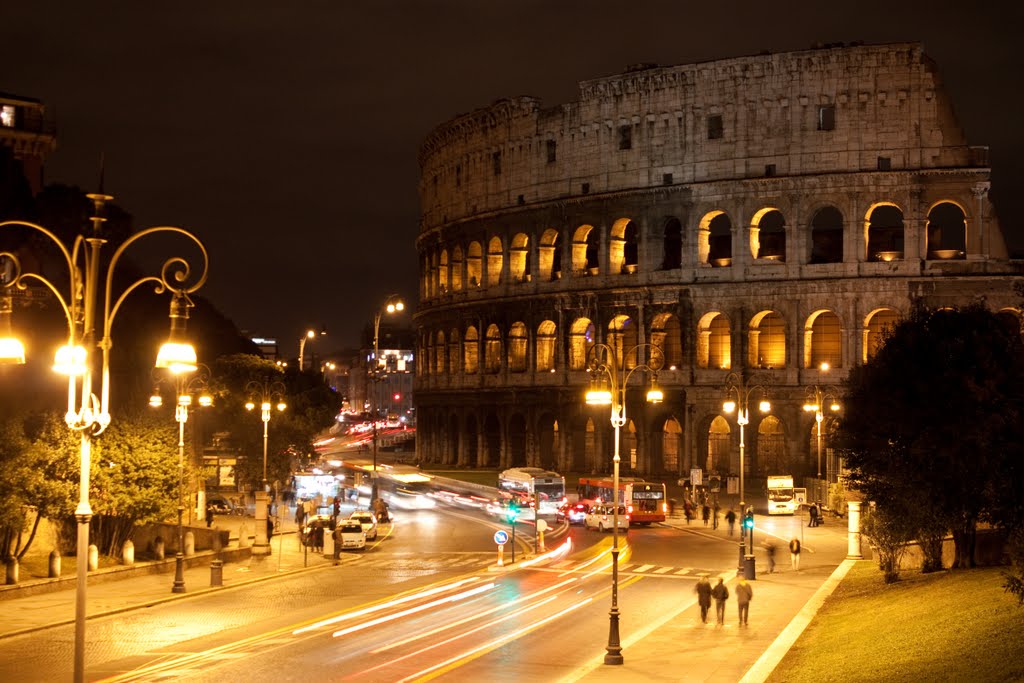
[769,561,1024,682]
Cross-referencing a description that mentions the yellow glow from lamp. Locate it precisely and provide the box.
[646,378,663,404]
[759,400,771,413]
[53,344,88,376]
[155,342,197,375]
[149,393,162,408]
[199,393,213,407]
[276,401,287,412]
[245,400,255,411]
[0,336,25,365]
[723,400,736,413]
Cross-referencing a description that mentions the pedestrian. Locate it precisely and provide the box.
[684,500,693,525]
[296,503,305,527]
[694,575,712,624]
[735,578,753,626]
[266,516,274,541]
[725,508,736,536]
[711,577,729,626]
[763,540,777,573]
[712,500,720,530]
[205,502,214,527]
[808,503,818,527]
[789,537,801,570]
[312,520,324,553]
[701,503,710,527]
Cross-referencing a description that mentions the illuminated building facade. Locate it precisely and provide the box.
[0,92,56,196]
[412,43,1022,482]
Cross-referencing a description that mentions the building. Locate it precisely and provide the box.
[0,92,56,196]
[412,42,1022,485]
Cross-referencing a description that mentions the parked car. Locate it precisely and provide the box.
[336,521,366,550]
[557,499,594,525]
[584,505,630,532]
[206,494,235,515]
[349,510,378,540]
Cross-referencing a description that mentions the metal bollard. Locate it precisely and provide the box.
[210,559,223,586]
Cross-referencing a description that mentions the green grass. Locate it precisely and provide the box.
[768,561,1024,682]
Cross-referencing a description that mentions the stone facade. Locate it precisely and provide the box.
[412,43,1023,484]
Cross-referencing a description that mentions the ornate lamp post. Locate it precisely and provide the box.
[149,366,213,593]
[0,193,207,683]
[298,326,326,371]
[245,378,286,556]
[803,364,841,481]
[722,372,771,573]
[585,341,664,666]
[370,295,404,501]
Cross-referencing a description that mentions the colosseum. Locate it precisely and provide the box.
[412,42,1022,493]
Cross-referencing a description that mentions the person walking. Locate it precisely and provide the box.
[701,503,711,527]
[711,577,729,626]
[725,508,736,536]
[694,575,713,624]
[712,500,721,530]
[808,503,819,527]
[763,540,777,573]
[205,502,214,528]
[789,537,802,570]
[735,578,753,626]
[684,500,693,525]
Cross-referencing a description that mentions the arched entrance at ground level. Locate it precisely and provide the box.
[624,420,638,472]
[447,414,460,466]
[707,416,730,474]
[576,418,598,473]
[537,415,559,471]
[662,417,682,475]
[464,415,479,466]
[507,413,527,468]
[755,416,790,475]
[483,413,502,468]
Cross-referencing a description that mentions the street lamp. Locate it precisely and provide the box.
[585,341,664,666]
[298,326,326,371]
[245,378,286,556]
[803,367,841,481]
[0,193,207,683]
[370,295,404,501]
[149,366,213,593]
[722,372,770,574]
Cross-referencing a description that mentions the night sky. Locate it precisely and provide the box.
[3,1,1022,353]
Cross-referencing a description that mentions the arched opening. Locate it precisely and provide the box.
[538,415,558,471]
[624,420,638,472]
[607,315,639,370]
[447,329,460,376]
[662,217,682,270]
[569,318,596,370]
[697,312,732,369]
[509,233,530,281]
[708,213,732,266]
[583,418,598,472]
[463,326,479,374]
[538,229,562,281]
[865,308,899,362]
[926,201,967,259]
[808,310,843,368]
[866,204,904,261]
[755,209,786,261]
[756,416,787,475]
[572,224,599,275]
[464,415,478,466]
[508,321,527,372]
[536,320,557,372]
[439,249,449,292]
[708,416,731,474]
[434,330,446,375]
[996,309,1022,339]
[486,236,504,286]
[663,417,682,474]
[650,313,683,369]
[508,414,527,468]
[484,324,502,374]
[467,241,483,287]
[610,218,639,274]
[451,246,464,291]
[447,414,460,466]
[749,311,786,368]
[483,413,502,468]
[810,206,843,264]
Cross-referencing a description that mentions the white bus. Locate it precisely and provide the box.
[497,467,566,515]
[766,475,797,515]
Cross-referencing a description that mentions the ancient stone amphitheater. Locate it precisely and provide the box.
[412,42,1020,489]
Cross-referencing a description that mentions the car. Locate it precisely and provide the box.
[349,511,378,540]
[584,505,630,532]
[336,521,366,550]
[557,499,594,525]
[206,494,235,515]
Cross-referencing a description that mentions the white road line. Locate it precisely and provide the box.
[631,564,655,573]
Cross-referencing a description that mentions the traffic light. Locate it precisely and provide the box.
[743,509,755,530]
[505,499,520,524]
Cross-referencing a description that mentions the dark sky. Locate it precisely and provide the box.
[3,1,1022,354]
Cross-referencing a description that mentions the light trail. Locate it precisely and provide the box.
[330,583,495,638]
[292,576,481,635]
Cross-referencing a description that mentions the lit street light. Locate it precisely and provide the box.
[370,295,404,501]
[0,193,207,683]
[150,366,213,593]
[585,341,664,666]
[722,372,770,574]
[298,326,326,371]
[803,365,841,482]
[245,378,287,556]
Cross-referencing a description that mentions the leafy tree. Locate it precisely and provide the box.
[837,305,1024,570]
[862,503,915,583]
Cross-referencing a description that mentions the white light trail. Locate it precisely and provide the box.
[331,583,495,638]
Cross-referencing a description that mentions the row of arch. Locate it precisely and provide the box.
[420,200,973,298]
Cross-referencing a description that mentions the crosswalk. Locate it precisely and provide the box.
[343,552,728,579]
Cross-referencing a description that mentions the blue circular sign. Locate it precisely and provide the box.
[493,530,509,545]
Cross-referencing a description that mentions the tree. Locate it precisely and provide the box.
[837,305,1024,570]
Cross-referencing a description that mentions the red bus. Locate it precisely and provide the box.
[576,477,667,524]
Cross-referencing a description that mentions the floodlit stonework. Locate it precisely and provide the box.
[413,42,1022,483]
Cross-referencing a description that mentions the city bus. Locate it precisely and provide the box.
[767,475,797,515]
[576,476,668,524]
[497,467,566,515]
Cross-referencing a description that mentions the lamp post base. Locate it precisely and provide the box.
[604,607,623,665]
[172,553,186,593]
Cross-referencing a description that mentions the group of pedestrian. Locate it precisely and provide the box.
[808,501,823,527]
[695,575,753,627]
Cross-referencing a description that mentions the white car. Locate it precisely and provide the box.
[336,521,366,550]
[584,505,630,532]
[349,511,378,540]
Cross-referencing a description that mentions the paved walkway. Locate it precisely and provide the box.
[0,507,855,683]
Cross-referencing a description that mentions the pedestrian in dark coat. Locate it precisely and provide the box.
[712,501,720,530]
[725,509,737,536]
[684,500,693,525]
[312,521,324,553]
[701,504,711,527]
[735,579,753,626]
[808,503,819,527]
[694,576,713,624]
[789,537,802,570]
[266,516,274,541]
[711,577,729,625]
[205,502,214,527]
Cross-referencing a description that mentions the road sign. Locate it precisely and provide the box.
[536,519,548,533]
[493,530,509,545]
[690,468,703,486]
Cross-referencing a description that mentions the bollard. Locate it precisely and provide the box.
[49,550,61,578]
[210,559,223,586]
[238,523,251,548]
[88,544,99,571]
[122,540,135,566]
[5,558,18,585]
[184,531,195,557]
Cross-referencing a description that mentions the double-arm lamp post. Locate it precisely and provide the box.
[803,364,841,481]
[0,193,207,683]
[298,326,326,371]
[585,341,664,666]
[245,378,286,555]
[370,295,404,501]
[149,366,213,593]
[722,372,770,573]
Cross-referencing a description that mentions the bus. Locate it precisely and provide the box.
[576,477,668,524]
[497,468,566,515]
[766,475,797,515]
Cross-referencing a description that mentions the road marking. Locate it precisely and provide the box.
[654,566,674,574]
[632,564,655,573]
[675,567,693,574]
